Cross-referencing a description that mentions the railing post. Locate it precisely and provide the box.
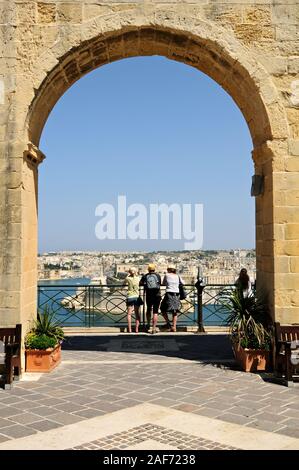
[37,286,40,312]
[85,286,90,327]
[88,285,91,328]
[196,280,205,333]
[142,286,146,329]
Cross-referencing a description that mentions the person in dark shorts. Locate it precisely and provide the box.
[160,265,183,332]
[139,264,161,334]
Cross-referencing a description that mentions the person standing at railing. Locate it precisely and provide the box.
[124,267,140,333]
[160,265,183,333]
[235,268,252,298]
[139,264,161,335]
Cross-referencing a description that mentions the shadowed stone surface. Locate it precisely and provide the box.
[62,334,234,361]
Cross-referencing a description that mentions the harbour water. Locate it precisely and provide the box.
[38,278,229,328]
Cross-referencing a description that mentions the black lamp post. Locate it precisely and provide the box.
[195,265,205,333]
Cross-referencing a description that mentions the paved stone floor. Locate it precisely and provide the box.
[71,423,239,450]
[0,334,298,449]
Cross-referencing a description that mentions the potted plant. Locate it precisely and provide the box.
[220,287,273,372]
[25,306,64,372]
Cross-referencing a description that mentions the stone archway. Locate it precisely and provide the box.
[0,5,298,365]
[28,27,276,147]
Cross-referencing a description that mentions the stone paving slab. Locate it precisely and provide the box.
[0,334,298,447]
[71,423,239,450]
[0,403,298,451]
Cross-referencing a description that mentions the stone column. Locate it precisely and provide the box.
[0,142,23,328]
[253,139,299,324]
[0,0,20,328]
[21,144,45,328]
[253,141,276,316]
[273,137,299,324]
[0,136,44,371]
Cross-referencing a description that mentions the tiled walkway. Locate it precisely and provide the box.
[71,423,239,450]
[0,334,298,449]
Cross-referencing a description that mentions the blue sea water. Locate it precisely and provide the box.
[38,278,228,328]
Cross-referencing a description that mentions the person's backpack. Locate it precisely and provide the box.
[145,273,160,290]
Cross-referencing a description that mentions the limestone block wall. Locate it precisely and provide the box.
[0,2,298,361]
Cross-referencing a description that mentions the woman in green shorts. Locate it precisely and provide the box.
[124,267,140,333]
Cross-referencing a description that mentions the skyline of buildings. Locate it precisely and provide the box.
[38,248,256,285]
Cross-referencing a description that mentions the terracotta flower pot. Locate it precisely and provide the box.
[25,344,61,372]
[233,343,270,372]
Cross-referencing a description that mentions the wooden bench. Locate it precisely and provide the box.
[0,324,22,389]
[274,322,299,386]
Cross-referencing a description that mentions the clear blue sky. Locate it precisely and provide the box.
[39,56,254,253]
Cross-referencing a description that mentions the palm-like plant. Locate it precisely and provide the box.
[220,287,272,350]
[33,305,64,343]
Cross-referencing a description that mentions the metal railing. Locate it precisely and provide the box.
[37,282,235,330]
